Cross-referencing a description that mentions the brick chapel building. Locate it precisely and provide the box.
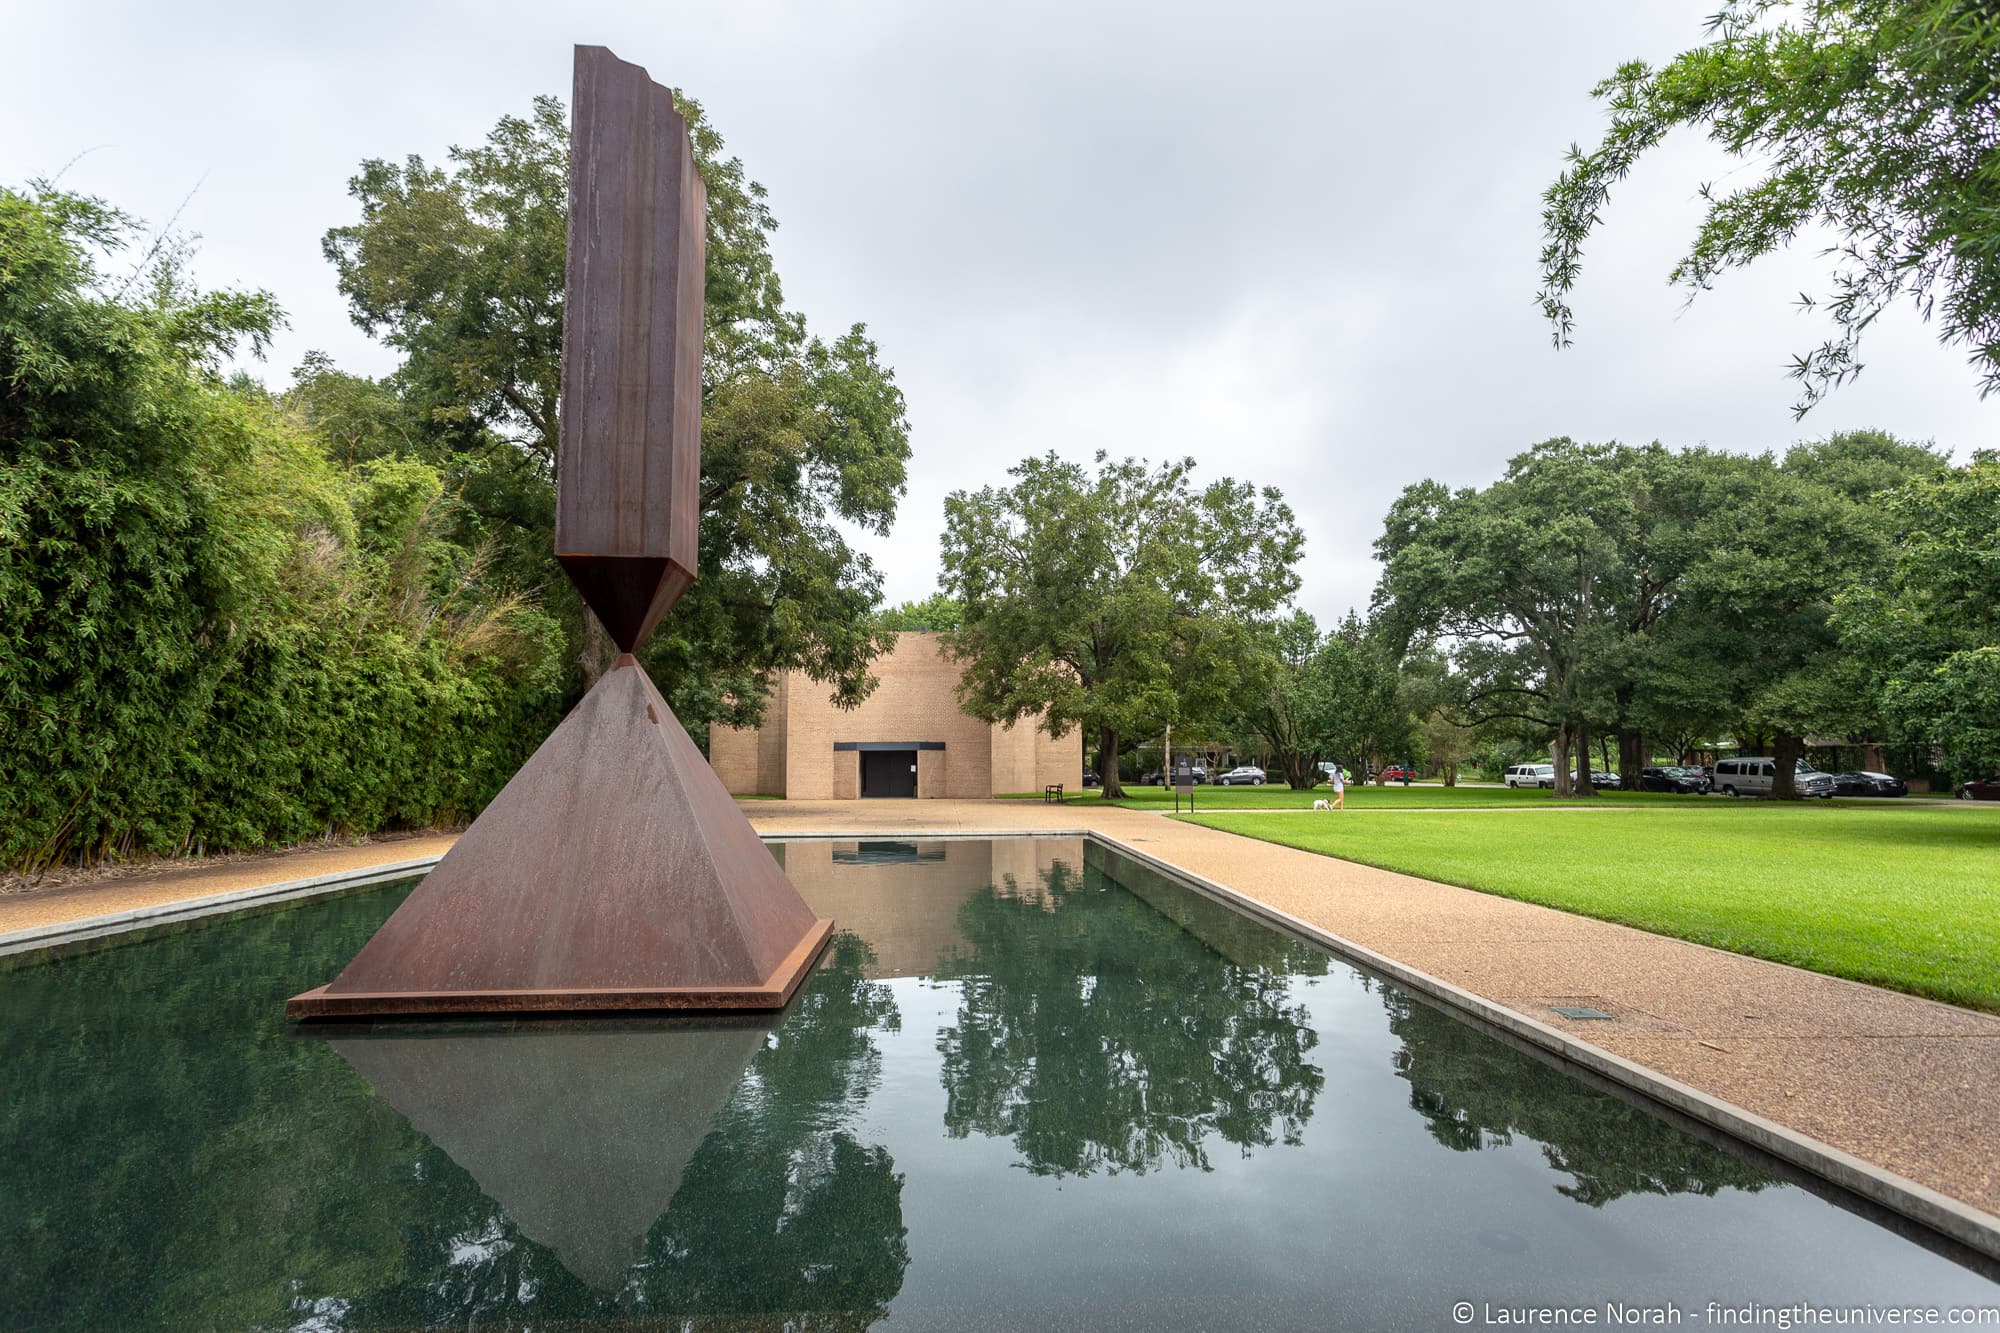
[707,632,1081,799]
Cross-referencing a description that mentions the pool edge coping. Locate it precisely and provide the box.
[1084,829,2000,1266]
[0,857,444,957]
[5,827,1995,1265]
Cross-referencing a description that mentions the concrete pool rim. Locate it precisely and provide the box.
[2,826,1995,1267]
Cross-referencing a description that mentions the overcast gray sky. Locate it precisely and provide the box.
[7,1,1993,624]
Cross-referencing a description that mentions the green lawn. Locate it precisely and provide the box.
[1183,804,2000,1011]
[1005,783,1794,810]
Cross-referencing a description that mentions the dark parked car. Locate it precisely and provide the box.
[1587,769,1621,789]
[1082,771,1101,788]
[1958,777,2000,801]
[1637,766,1704,793]
[1140,765,1207,786]
[1830,771,1907,797]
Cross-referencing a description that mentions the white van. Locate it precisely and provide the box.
[1504,763,1555,789]
[1713,757,1834,798]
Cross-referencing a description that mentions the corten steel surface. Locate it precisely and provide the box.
[288,660,833,1018]
[555,44,706,653]
[287,44,831,1020]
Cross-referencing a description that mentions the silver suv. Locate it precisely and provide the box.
[1712,758,1834,798]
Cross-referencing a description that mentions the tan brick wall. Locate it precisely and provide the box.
[916,747,946,798]
[1035,721,1084,792]
[706,674,789,796]
[989,721,1034,795]
[707,631,1082,798]
[756,673,788,794]
[708,724,759,795]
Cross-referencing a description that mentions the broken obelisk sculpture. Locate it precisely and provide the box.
[287,45,832,1018]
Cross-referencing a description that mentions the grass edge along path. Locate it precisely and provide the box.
[1001,783,1757,810]
[1183,805,2000,1013]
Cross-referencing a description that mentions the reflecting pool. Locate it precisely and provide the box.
[0,837,1992,1330]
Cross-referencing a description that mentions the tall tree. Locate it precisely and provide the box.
[1238,611,1407,790]
[1836,451,2000,779]
[321,93,911,728]
[1539,0,2000,416]
[1687,433,1945,796]
[1375,440,1638,797]
[1402,650,1479,787]
[940,452,1302,799]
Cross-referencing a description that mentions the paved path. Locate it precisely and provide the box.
[4,799,1994,1225]
[0,835,458,933]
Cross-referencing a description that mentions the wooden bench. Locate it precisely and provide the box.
[1043,783,1065,804]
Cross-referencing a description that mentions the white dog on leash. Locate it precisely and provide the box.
[1311,799,1330,811]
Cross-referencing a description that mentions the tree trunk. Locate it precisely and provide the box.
[1618,730,1646,792]
[1772,732,1803,800]
[1551,730,1574,797]
[1282,749,1323,790]
[1572,718,1595,798]
[1442,767,1457,788]
[1099,725,1124,799]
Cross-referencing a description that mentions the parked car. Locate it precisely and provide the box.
[1215,765,1267,786]
[1829,771,1907,797]
[1637,766,1705,793]
[1957,776,2000,801]
[1588,770,1621,789]
[1380,765,1414,783]
[1082,771,1101,788]
[1684,764,1715,790]
[1140,764,1207,786]
[1504,763,1555,789]
[1712,757,1834,798]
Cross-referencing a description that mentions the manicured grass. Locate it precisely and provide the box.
[1184,804,2000,1011]
[1005,783,1749,810]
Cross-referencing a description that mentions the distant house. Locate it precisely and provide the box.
[707,631,1081,799]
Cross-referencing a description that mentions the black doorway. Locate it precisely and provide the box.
[860,749,918,798]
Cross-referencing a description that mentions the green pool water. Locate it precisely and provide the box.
[1,836,1991,1330]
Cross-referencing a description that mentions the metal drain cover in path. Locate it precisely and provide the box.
[1550,1005,1615,1021]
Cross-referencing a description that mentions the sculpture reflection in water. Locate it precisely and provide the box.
[1382,987,1774,1206]
[931,843,1329,1177]
[303,933,908,1327]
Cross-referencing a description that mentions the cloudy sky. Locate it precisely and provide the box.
[7,1,1993,623]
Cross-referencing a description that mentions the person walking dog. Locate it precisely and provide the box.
[1331,762,1345,811]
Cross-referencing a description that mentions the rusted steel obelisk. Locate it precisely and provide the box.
[287,45,832,1019]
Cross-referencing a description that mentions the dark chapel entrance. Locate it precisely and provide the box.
[859,748,918,798]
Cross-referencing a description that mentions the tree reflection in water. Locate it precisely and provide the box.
[1383,987,1774,1206]
[933,852,1327,1177]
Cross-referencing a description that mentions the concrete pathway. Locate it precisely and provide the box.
[3,799,1994,1228]
[0,834,458,933]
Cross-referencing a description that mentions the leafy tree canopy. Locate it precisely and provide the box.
[0,184,561,871]
[1539,0,2000,415]
[1836,451,2000,776]
[874,591,963,633]
[1238,611,1411,788]
[940,451,1302,799]
[1373,434,1939,796]
[322,92,911,728]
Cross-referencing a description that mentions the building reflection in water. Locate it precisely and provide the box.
[788,836,1331,1180]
